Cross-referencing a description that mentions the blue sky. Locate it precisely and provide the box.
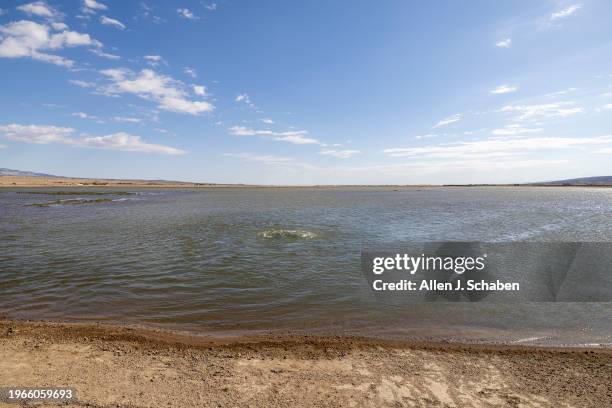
[0,0,611,184]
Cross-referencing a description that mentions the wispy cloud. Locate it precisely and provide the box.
[183,67,197,78]
[222,153,316,169]
[260,118,275,124]
[235,93,257,109]
[80,132,184,154]
[223,152,293,164]
[0,123,185,154]
[415,134,438,139]
[550,4,582,21]
[72,111,102,122]
[491,125,542,136]
[99,68,213,115]
[499,102,584,122]
[100,15,126,30]
[205,4,218,11]
[69,79,96,88]
[0,20,101,67]
[433,113,461,128]
[495,38,511,48]
[177,8,198,20]
[319,149,360,159]
[229,126,321,145]
[144,54,166,66]
[112,116,141,123]
[138,2,164,23]
[383,136,612,159]
[90,48,120,60]
[235,94,248,102]
[490,85,518,94]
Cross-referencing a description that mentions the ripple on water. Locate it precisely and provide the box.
[257,229,318,239]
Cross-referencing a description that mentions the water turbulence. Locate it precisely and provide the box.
[257,229,319,239]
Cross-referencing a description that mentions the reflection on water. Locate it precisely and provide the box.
[1,187,611,346]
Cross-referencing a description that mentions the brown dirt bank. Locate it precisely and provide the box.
[0,175,242,188]
[1,320,610,407]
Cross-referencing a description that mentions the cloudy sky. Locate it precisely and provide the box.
[0,0,611,184]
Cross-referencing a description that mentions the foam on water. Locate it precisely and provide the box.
[257,229,318,239]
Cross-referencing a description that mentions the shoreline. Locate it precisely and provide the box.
[2,175,611,188]
[1,319,611,406]
[2,318,611,352]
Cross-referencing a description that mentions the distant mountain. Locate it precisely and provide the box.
[533,176,612,186]
[0,168,59,177]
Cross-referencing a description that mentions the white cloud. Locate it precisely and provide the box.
[100,15,126,30]
[192,85,206,96]
[415,134,438,139]
[229,126,321,145]
[500,102,584,122]
[319,149,360,159]
[223,152,293,164]
[100,68,214,115]
[82,0,107,13]
[80,132,185,154]
[383,136,612,159]
[275,133,320,145]
[112,116,141,123]
[550,4,581,21]
[0,20,101,67]
[205,4,218,11]
[433,113,461,128]
[0,123,74,144]
[545,88,577,97]
[496,38,511,48]
[69,79,96,88]
[0,9,7,16]
[0,123,185,154]
[491,125,542,136]
[17,2,57,18]
[90,48,120,59]
[490,85,518,94]
[144,54,165,66]
[260,118,275,124]
[235,93,257,109]
[183,67,197,78]
[177,8,198,20]
[235,94,248,102]
[72,111,99,120]
[602,104,612,110]
[51,22,68,30]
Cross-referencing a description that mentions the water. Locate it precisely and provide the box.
[1,187,611,346]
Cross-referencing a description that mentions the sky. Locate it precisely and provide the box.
[0,0,611,184]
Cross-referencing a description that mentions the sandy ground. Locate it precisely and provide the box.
[0,175,234,188]
[0,176,436,189]
[0,321,610,407]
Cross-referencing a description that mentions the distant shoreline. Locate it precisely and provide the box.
[1,175,611,188]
